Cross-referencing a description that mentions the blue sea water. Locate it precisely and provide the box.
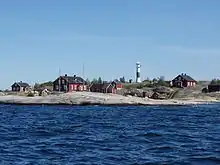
[0,104,220,165]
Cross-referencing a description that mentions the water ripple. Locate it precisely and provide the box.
[0,104,220,164]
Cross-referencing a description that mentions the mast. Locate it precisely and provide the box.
[59,68,61,92]
[83,62,85,80]
[82,62,85,90]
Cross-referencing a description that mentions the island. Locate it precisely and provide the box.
[1,75,220,106]
[0,91,218,106]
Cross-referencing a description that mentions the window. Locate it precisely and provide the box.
[56,85,59,90]
[64,85,67,91]
[62,79,65,84]
[79,86,82,91]
[188,82,191,86]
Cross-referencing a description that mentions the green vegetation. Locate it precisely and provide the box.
[123,83,146,89]
[34,81,53,91]
[91,77,103,84]
[210,79,220,85]
[119,76,126,83]
[98,77,102,83]
[124,77,170,89]
[26,92,35,97]
[91,78,98,83]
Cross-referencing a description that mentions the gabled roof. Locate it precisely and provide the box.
[102,83,111,90]
[57,75,87,84]
[180,74,196,82]
[174,74,196,82]
[12,82,30,87]
[89,83,102,89]
[89,83,113,90]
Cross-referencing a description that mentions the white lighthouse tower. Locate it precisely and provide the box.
[136,62,141,83]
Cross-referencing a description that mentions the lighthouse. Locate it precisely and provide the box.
[136,62,141,83]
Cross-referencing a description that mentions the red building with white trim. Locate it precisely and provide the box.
[171,73,197,88]
[53,74,87,92]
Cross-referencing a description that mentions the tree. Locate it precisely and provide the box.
[210,79,220,85]
[120,76,126,83]
[33,83,40,91]
[157,79,170,87]
[91,78,98,83]
[86,78,90,84]
[97,77,102,84]
[152,78,158,83]
[33,81,53,91]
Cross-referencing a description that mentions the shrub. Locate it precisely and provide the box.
[156,80,170,87]
[27,92,35,97]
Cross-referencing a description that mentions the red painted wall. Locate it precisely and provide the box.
[116,84,123,89]
[112,88,117,94]
[68,84,87,92]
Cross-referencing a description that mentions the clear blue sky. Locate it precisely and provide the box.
[0,0,220,89]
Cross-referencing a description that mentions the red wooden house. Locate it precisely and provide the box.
[53,74,87,92]
[11,81,30,92]
[171,73,197,88]
[89,81,123,94]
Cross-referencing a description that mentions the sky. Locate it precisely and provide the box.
[0,0,220,89]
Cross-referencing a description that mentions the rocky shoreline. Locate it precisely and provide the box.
[0,92,217,106]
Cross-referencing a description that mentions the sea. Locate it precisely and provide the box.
[0,104,220,165]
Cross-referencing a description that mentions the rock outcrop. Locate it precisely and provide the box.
[0,92,5,96]
[0,92,212,106]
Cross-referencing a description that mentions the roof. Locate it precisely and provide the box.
[12,82,30,87]
[112,80,122,84]
[181,74,196,82]
[208,84,220,87]
[90,83,112,90]
[102,83,111,89]
[61,76,87,84]
[174,74,196,82]
[90,83,103,89]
